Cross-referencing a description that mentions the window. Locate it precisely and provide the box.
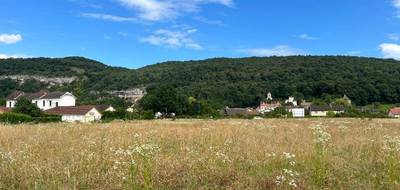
[43,100,45,107]
[56,102,59,107]
[35,101,38,105]
[49,101,52,107]
[9,102,11,107]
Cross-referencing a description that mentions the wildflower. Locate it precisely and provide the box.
[310,125,331,145]
[283,152,295,160]
[383,135,400,153]
[289,179,298,188]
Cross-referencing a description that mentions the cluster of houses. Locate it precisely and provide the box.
[0,91,116,122]
[221,92,348,118]
[2,90,400,122]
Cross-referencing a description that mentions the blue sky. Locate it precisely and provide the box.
[1,0,400,68]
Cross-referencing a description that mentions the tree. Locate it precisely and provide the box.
[12,97,43,117]
[0,98,5,107]
[139,85,188,115]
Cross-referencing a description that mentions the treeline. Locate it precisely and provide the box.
[1,56,400,108]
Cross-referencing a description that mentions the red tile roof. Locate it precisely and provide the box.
[390,108,400,115]
[45,106,98,116]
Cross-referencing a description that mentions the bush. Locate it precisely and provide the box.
[13,97,43,117]
[0,112,32,124]
[141,111,155,120]
[33,116,61,123]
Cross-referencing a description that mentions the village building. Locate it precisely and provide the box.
[300,100,312,110]
[257,101,281,114]
[342,94,352,105]
[6,91,76,111]
[45,106,102,122]
[256,92,282,114]
[285,96,298,106]
[95,105,116,113]
[310,105,345,117]
[389,108,400,118]
[285,106,305,118]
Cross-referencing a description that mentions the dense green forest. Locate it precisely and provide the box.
[1,56,400,107]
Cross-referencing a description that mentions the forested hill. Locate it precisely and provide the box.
[1,56,400,107]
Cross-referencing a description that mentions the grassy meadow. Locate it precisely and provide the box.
[1,118,400,189]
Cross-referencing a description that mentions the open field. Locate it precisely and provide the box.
[1,119,400,189]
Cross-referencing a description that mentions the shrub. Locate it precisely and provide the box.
[141,111,155,120]
[12,97,43,117]
[33,116,61,123]
[0,112,32,124]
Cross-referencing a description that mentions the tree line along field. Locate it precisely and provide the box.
[1,119,400,189]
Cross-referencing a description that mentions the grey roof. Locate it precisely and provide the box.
[310,105,345,112]
[6,91,69,100]
[42,92,66,99]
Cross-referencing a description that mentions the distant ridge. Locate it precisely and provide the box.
[1,56,400,107]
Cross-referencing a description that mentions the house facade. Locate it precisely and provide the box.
[45,106,102,122]
[290,107,305,118]
[285,96,298,106]
[6,91,76,110]
[389,108,400,118]
[310,105,345,117]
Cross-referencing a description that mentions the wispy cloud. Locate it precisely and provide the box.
[116,0,234,21]
[380,43,400,60]
[140,27,203,50]
[299,33,318,40]
[388,33,400,41]
[394,0,400,8]
[81,13,137,22]
[193,16,224,26]
[393,0,400,17]
[239,45,302,57]
[0,34,23,44]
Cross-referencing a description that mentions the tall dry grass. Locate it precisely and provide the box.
[1,118,400,189]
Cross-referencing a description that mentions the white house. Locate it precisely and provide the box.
[45,106,102,122]
[389,108,400,118]
[285,96,298,106]
[289,107,305,118]
[6,91,76,110]
[310,105,345,117]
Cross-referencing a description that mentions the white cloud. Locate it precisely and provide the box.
[393,0,400,17]
[0,34,23,44]
[116,0,234,21]
[0,53,28,59]
[81,13,137,22]
[394,0,400,8]
[239,45,302,57]
[140,28,203,50]
[194,16,224,26]
[388,33,400,41]
[299,33,318,40]
[380,43,400,60]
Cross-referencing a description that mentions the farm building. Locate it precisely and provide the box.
[285,107,305,118]
[389,108,400,118]
[95,105,116,113]
[310,105,345,117]
[6,91,76,111]
[45,106,102,122]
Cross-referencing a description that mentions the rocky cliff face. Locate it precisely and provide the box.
[0,75,78,86]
